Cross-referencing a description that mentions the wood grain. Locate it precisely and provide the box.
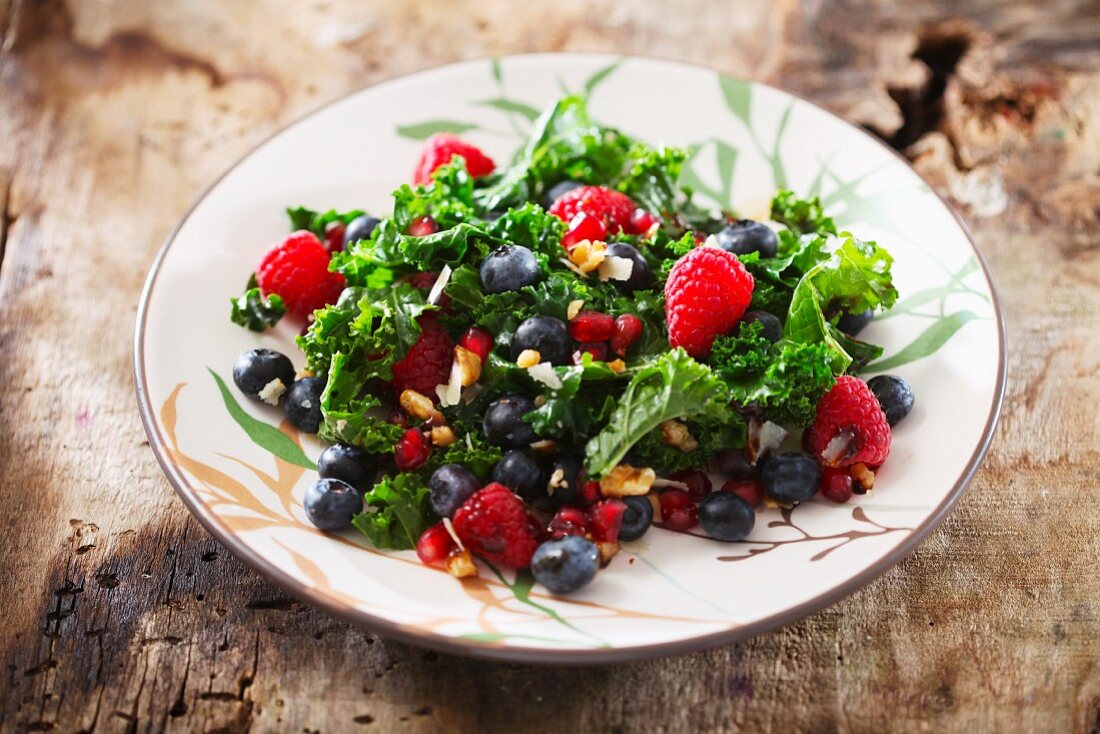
[0,0,1098,731]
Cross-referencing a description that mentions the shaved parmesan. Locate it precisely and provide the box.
[426,264,452,305]
[597,255,634,282]
[527,362,562,390]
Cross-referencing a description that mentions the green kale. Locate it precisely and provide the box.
[485,203,566,268]
[435,422,503,481]
[317,353,404,453]
[617,145,717,234]
[770,190,836,236]
[286,206,365,237]
[629,417,745,474]
[352,473,431,550]
[229,275,285,331]
[523,358,623,439]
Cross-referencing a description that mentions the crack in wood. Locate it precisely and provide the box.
[886,24,973,152]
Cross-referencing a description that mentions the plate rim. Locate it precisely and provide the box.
[133,51,1008,665]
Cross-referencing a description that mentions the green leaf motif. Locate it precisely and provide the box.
[864,310,979,373]
[490,57,503,85]
[718,75,752,125]
[484,564,610,648]
[476,98,540,121]
[208,368,317,470]
[583,58,624,95]
[396,120,478,140]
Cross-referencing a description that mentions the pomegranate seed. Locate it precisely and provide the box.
[388,410,409,429]
[801,428,815,453]
[610,314,643,357]
[580,480,602,506]
[822,468,854,503]
[670,470,712,501]
[715,447,758,478]
[323,220,346,253]
[394,428,432,470]
[658,490,699,531]
[561,211,608,250]
[416,522,457,564]
[459,327,493,364]
[569,311,615,342]
[587,499,626,542]
[407,215,439,237]
[629,208,659,235]
[721,478,764,508]
[572,342,609,365]
[692,231,707,245]
[548,507,588,539]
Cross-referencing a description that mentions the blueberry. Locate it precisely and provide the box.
[480,245,541,294]
[542,180,583,209]
[343,214,380,247]
[303,477,362,531]
[867,374,914,426]
[742,310,783,343]
[837,309,873,336]
[482,395,538,448]
[547,455,583,508]
[284,377,325,433]
[619,495,654,541]
[714,219,779,258]
[699,492,755,542]
[604,242,653,293]
[492,451,545,501]
[317,443,376,491]
[530,536,599,594]
[760,453,821,505]
[511,315,571,366]
[232,349,295,401]
[428,463,480,518]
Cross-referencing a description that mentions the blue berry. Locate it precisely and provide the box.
[619,495,654,541]
[482,395,538,448]
[317,444,376,491]
[511,315,571,365]
[542,180,582,209]
[480,245,541,294]
[303,477,362,531]
[761,453,821,505]
[232,349,295,400]
[605,242,654,293]
[428,463,480,518]
[343,214,380,247]
[867,374,914,426]
[492,451,544,501]
[284,377,325,433]
[547,455,583,508]
[742,310,783,343]
[837,309,873,336]
[530,536,599,594]
[699,492,755,541]
[714,220,778,258]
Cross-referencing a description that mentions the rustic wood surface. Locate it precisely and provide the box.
[1,0,1098,731]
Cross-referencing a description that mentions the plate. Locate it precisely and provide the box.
[134,53,1006,663]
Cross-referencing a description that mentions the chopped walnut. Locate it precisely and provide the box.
[516,349,541,368]
[430,425,456,447]
[453,345,482,387]
[660,419,699,452]
[566,299,584,320]
[599,464,656,497]
[596,541,620,566]
[400,389,443,422]
[567,239,607,273]
[607,359,626,374]
[445,549,478,578]
[850,462,876,493]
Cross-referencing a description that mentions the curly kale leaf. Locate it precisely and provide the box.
[286,206,365,237]
[352,473,431,550]
[229,275,285,331]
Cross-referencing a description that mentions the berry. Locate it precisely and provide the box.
[721,478,764,508]
[837,309,873,336]
[561,212,608,250]
[742,310,783,343]
[761,453,821,505]
[343,214,380,248]
[547,506,588,539]
[714,219,779,258]
[699,493,755,542]
[413,133,495,185]
[284,377,325,433]
[867,374,915,427]
[483,395,538,448]
[452,483,541,568]
[416,521,457,565]
[303,477,361,531]
[658,489,699,531]
[670,470,712,501]
[579,480,602,506]
[391,321,453,396]
[568,311,614,342]
[820,467,854,503]
[323,220,346,253]
[547,455,583,508]
[257,231,345,316]
[232,349,295,400]
[459,327,493,364]
[317,443,376,491]
[610,314,643,357]
[492,450,545,501]
[429,463,481,518]
[548,185,637,234]
[511,315,571,366]
[530,536,599,594]
[665,247,755,357]
[619,495,654,541]
[809,376,892,468]
[541,180,583,209]
[715,448,758,478]
[604,242,654,293]
[480,245,541,294]
[388,409,409,429]
[586,499,626,543]
[573,342,609,364]
[630,208,659,235]
[394,428,432,471]
[407,215,439,237]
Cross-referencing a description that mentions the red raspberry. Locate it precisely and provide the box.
[413,134,495,185]
[458,327,493,364]
[548,507,588,539]
[572,343,609,364]
[549,186,638,235]
[820,468,854,503]
[394,428,431,470]
[658,490,699,531]
[416,522,457,565]
[721,478,764,508]
[670,470,712,501]
[664,247,754,357]
[568,311,614,342]
[610,314,643,357]
[453,483,541,568]
[586,499,626,543]
[809,376,892,468]
[391,321,453,397]
[561,212,609,250]
[256,231,346,316]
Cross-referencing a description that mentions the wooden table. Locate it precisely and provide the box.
[2,1,1098,731]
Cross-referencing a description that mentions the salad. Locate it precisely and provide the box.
[228,95,915,595]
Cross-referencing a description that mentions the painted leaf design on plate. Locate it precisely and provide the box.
[208,368,317,470]
[396,120,478,140]
[864,310,980,373]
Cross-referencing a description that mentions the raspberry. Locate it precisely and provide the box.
[568,311,614,342]
[549,186,639,236]
[256,231,346,316]
[394,428,431,471]
[658,489,699,531]
[610,314,643,357]
[548,507,588,539]
[561,212,609,250]
[664,247,754,357]
[809,376,892,469]
[413,134,495,185]
[586,499,626,543]
[453,483,541,568]
[458,327,493,364]
[721,478,764,508]
[391,321,453,397]
[416,522,457,565]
